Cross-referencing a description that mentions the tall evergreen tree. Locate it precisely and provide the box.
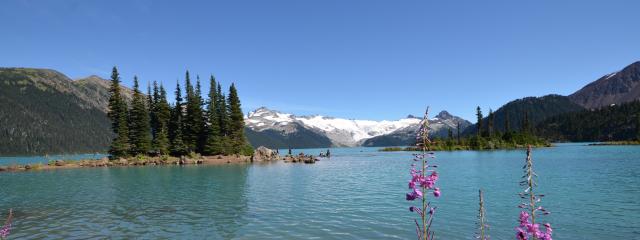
[182,71,205,153]
[217,83,229,136]
[107,67,130,158]
[456,122,461,144]
[637,113,640,141]
[522,111,530,133]
[488,109,495,137]
[153,83,171,155]
[476,106,483,136]
[169,82,187,156]
[504,111,511,133]
[148,83,158,139]
[204,75,223,155]
[128,76,152,155]
[194,76,207,152]
[227,83,251,154]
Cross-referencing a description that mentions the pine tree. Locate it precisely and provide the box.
[151,81,170,155]
[204,75,223,155]
[488,109,495,137]
[107,67,130,158]
[216,83,228,136]
[194,76,206,152]
[637,113,640,141]
[169,82,187,156]
[522,111,530,134]
[227,83,252,155]
[447,128,453,139]
[148,83,158,140]
[182,71,205,153]
[476,106,483,137]
[128,76,152,155]
[504,111,511,133]
[217,83,231,153]
[456,122,461,144]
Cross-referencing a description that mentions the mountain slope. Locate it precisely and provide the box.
[463,94,585,136]
[245,107,471,148]
[569,61,640,109]
[0,68,130,155]
[537,100,640,141]
[361,111,472,147]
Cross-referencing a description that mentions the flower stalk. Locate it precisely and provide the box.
[477,189,488,240]
[516,145,552,240]
[0,209,12,240]
[406,107,440,240]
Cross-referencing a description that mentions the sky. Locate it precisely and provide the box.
[1,0,639,121]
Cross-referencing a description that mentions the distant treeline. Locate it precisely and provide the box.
[536,100,640,142]
[107,67,252,159]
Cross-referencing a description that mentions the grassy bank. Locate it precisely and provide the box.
[0,154,252,173]
[588,141,640,146]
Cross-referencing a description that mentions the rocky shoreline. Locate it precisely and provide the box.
[0,146,323,173]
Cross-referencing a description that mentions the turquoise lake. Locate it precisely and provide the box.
[1,143,639,239]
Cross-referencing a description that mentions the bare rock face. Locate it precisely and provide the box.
[252,146,280,162]
[569,61,640,109]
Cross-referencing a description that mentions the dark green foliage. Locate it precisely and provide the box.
[537,100,640,141]
[380,132,549,152]
[169,82,187,156]
[0,68,115,155]
[464,95,584,136]
[227,83,253,155]
[476,106,483,136]
[204,75,223,155]
[108,67,131,158]
[182,72,205,153]
[128,76,152,155]
[487,109,495,137]
[151,82,171,155]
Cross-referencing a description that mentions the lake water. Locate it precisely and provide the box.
[0,144,639,239]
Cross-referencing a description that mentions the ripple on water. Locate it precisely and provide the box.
[0,145,639,239]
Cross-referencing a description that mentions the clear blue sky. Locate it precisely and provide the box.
[1,0,639,121]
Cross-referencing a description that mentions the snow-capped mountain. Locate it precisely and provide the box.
[245,107,471,148]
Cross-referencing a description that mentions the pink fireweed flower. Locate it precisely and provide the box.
[0,209,13,239]
[405,108,440,240]
[433,188,441,197]
[515,146,552,240]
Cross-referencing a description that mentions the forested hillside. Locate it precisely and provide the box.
[536,100,640,141]
[463,95,585,136]
[0,68,113,155]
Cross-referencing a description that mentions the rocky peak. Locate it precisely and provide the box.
[569,61,640,109]
[435,110,454,120]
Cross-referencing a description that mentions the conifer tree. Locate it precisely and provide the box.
[194,76,206,152]
[128,76,152,155]
[476,106,483,137]
[522,111,530,134]
[204,75,223,155]
[227,83,252,154]
[488,109,495,137]
[169,82,187,156]
[182,71,205,153]
[151,81,170,155]
[107,67,130,158]
[456,122,461,144]
[148,83,158,140]
[504,111,511,133]
[217,83,229,137]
